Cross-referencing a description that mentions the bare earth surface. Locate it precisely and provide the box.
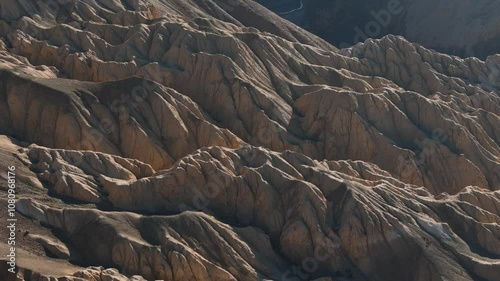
[0,0,499,280]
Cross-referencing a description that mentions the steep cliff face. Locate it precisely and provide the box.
[0,0,499,280]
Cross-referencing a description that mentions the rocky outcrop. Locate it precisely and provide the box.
[0,0,498,280]
[12,266,147,281]
[16,198,290,281]
[12,145,500,280]
[1,14,498,192]
[0,70,242,170]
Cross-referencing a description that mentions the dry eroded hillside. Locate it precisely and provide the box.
[0,0,499,280]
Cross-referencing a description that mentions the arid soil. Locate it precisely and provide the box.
[0,0,499,280]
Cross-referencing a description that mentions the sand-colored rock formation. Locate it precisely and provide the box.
[0,0,498,280]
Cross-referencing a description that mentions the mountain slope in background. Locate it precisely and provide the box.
[260,0,500,59]
[0,0,499,280]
